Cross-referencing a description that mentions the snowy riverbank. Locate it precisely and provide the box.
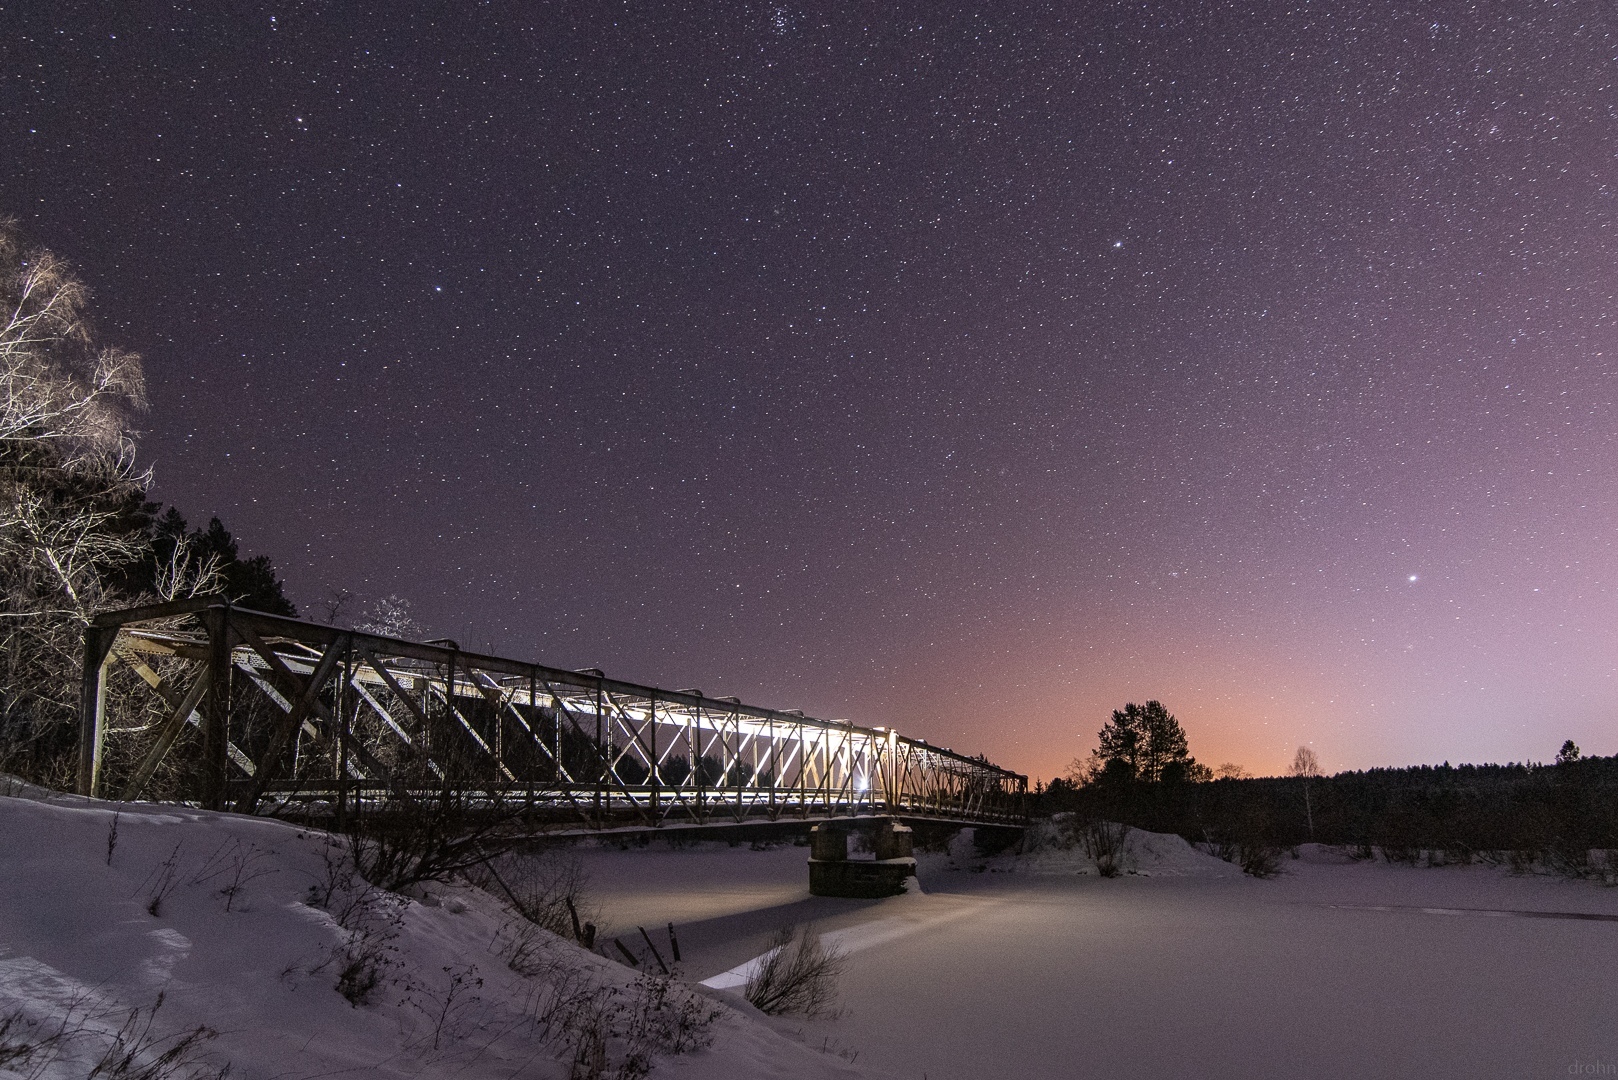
[7,791,1618,1079]
[0,789,880,1080]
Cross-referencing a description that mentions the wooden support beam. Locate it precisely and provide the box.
[350,674,414,745]
[89,594,221,628]
[111,644,256,776]
[423,681,516,780]
[251,643,419,808]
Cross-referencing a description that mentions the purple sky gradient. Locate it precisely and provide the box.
[5,2,1616,780]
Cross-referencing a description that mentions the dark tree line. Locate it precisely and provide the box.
[1037,698,1615,877]
[1036,750,1618,877]
[137,507,296,616]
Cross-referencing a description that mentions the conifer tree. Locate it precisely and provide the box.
[1091,700,1204,783]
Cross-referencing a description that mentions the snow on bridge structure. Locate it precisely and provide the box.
[77,597,1027,829]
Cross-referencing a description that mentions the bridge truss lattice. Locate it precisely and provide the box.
[77,598,1027,827]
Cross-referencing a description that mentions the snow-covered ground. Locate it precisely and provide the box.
[0,787,870,1080]
[6,792,1618,1079]
[578,825,1618,1079]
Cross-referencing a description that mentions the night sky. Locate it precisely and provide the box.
[6,2,1617,780]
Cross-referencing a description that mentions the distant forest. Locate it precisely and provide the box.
[1035,754,1618,876]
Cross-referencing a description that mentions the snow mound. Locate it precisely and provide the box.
[1009,817,1243,878]
[0,792,879,1079]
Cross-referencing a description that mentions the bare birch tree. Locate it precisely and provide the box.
[0,224,146,455]
[1290,745,1321,840]
[0,219,151,782]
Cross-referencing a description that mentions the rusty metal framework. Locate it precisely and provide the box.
[77,598,1027,827]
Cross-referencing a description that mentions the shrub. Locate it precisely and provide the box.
[1238,841,1285,878]
[301,851,404,1007]
[519,939,718,1080]
[744,925,845,1017]
[343,782,514,892]
[0,993,226,1080]
[1203,804,1285,878]
[1079,820,1130,877]
[471,847,594,941]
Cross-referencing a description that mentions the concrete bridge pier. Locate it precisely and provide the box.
[809,818,917,898]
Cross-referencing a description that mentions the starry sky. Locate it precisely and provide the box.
[5,2,1617,780]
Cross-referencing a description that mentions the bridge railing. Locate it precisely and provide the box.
[78,597,1028,827]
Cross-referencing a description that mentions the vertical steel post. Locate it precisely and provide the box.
[767,714,777,817]
[798,724,808,818]
[594,680,604,825]
[527,669,538,807]
[337,633,352,829]
[493,668,504,786]
[76,624,119,797]
[200,605,231,810]
[730,702,741,820]
[886,728,897,813]
[648,695,660,820]
[691,700,702,821]
[445,651,455,783]
[548,675,560,789]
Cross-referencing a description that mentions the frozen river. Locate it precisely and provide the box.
[579,835,1618,1079]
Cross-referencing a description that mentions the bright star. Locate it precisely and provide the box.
[1407,574,1419,582]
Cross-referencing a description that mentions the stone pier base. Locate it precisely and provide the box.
[807,818,917,898]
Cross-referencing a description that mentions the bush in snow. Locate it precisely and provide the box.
[517,936,720,1080]
[1079,819,1130,878]
[744,925,846,1017]
[299,837,406,1006]
[343,782,513,893]
[0,993,226,1080]
[1202,803,1286,878]
[469,846,597,942]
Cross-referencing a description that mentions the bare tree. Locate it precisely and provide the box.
[356,595,421,639]
[1064,755,1100,787]
[319,587,354,626]
[0,220,150,783]
[0,223,146,457]
[1290,746,1321,840]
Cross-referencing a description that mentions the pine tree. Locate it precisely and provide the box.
[1092,700,1203,783]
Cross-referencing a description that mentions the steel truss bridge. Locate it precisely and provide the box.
[77,598,1027,828]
